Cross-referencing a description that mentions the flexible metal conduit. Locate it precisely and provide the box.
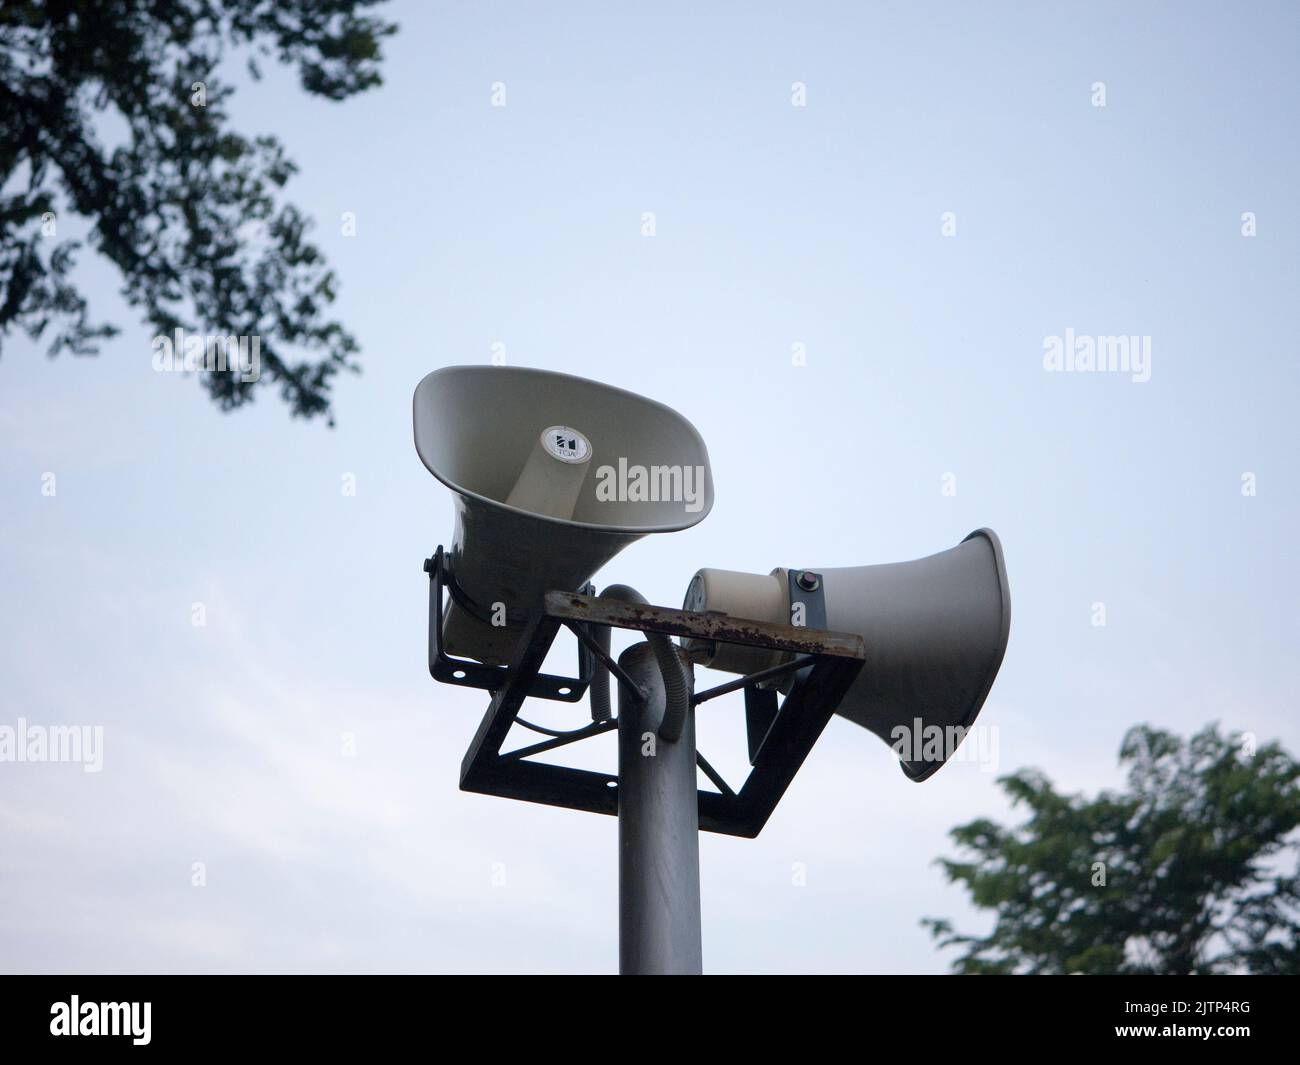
[587,584,690,742]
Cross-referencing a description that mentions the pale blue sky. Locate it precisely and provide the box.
[1,0,1297,973]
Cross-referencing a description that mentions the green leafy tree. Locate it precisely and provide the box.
[0,0,397,422]
[925,725,1300,974]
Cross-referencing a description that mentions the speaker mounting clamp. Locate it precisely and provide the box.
[424,545,594,703]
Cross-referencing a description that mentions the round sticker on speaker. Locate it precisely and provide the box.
[540,426,591,464]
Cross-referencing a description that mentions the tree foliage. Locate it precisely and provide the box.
[0,0,396,422]
[925,725,1300,974]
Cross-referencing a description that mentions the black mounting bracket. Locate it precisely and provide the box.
[424,546,594,703]
[441,585,866,839]
[742,567,826,764]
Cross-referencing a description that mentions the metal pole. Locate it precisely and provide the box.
[617,641,702,975]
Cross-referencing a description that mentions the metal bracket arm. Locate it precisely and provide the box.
[448,589,865,838]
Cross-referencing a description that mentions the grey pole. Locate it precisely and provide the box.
[617,641,702,975]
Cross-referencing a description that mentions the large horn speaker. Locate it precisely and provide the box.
[681,530,1010,780]
[414,365,714,665]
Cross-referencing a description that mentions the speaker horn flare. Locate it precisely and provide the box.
[682,530,1010,780]
[414,366,714,665]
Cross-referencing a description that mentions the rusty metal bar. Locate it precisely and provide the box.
[544,591,865,660]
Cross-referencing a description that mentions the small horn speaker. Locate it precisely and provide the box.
[682,530,1010,780]
[414,366,713,665]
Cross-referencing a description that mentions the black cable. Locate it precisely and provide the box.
[514,716,605,739]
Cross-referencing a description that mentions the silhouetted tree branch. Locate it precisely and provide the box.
[0,0,397,423]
